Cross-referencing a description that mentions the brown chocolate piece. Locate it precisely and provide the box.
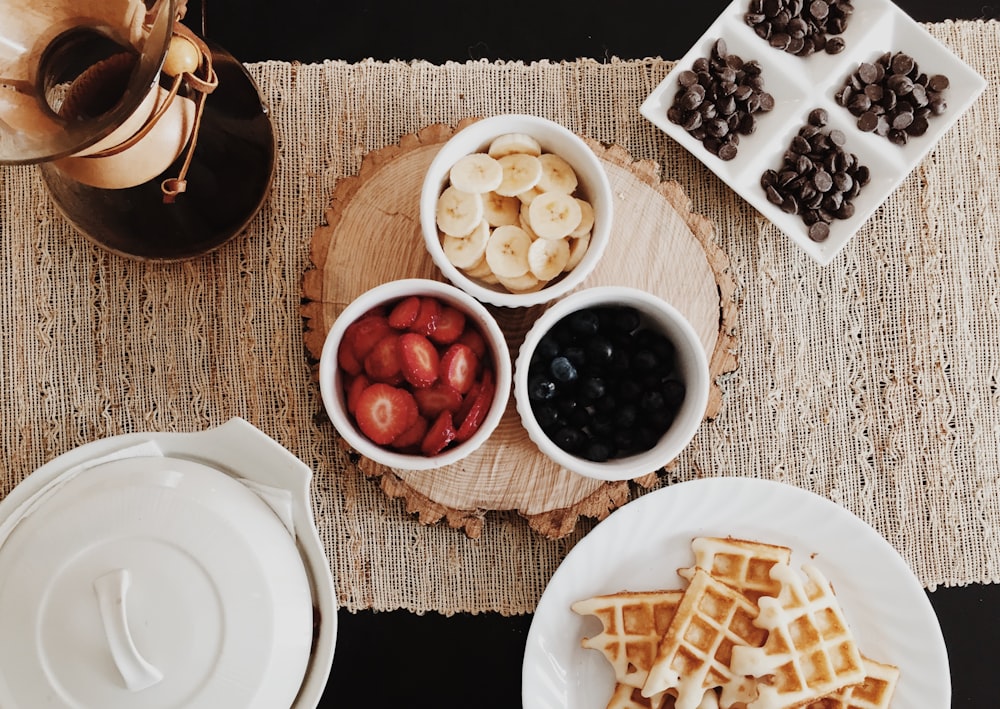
[835,51,950,145]
[667,38,774,161]
[745,0,854,56]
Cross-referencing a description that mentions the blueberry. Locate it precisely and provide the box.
[632,348,659,373]
[591,413,616,437]
[583,438,614,462]
[549,356,578,384]
[585,336,614,366]
[579,376,606,402]
[611,306,642,334]
[553,426,586,453]
[563,345,586,369]
[640,390,666,411]
[535,334,560,361]
[533,402,561,429]
[567,309,600,336]
[528,376,557,401]
[614,403,638,429]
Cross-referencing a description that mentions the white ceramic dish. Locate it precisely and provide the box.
[513,286,710,481]
[420,114,613,307]
[639,0,986,265]
[522,476,949,707]
[0,418,337,709]
[319,278,512,471]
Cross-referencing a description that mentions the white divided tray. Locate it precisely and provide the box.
[640,0,986,265]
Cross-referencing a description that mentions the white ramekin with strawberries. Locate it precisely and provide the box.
[319,278,512,470]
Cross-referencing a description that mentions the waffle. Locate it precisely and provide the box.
[607,685,722,709]
[804,656,901,709]
[572,590,685,689]
[729,563,866,709]
[641,568,765,709]
[678,537,792,603]
[606,683,674,709]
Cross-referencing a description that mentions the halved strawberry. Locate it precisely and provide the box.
[337,340,363,376]
[440,342,480,394]
[455,369,495,442]
[410,296,441,337]
[388,296,421,329]
[457,327,487,359]
[389,414,429,451]
[428,305,466,345]
[420,410,456,456]
[414,382,463,418]
[363,334,403,383]
[343,315,393,364]
[344,373,371,415]
[399,332,439,388]
[353,383,419,445]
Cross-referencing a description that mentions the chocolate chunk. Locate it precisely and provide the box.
[667,39,775,161]
[836,51,951,146]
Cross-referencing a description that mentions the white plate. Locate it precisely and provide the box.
[639,0,986,265]
[521,476,949,707]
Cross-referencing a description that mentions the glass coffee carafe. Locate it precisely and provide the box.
[0,0,275,260]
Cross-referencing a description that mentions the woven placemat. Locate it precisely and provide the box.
[1,20,998,615]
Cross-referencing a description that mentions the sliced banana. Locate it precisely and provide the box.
[463,251,495,279]
[536,153,579,194]
[528,236,571,281]
[570,198,595,238]
[487,133,542,159]
[436,186,484,237]
[528,191,582,240]
[516,185,544,205]
[495,153,543,197]
[497,271,543,293]
[485,225,532,279]
[449,153,503,194]
[482,191,521,227]
[564,230,591,271]
[441,219,489,269]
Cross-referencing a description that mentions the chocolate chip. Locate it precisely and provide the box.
[746,0,854,56]
[762,115,870,240]
[808,222,831,242]
[667,39,775,161]
[836,51,951,146]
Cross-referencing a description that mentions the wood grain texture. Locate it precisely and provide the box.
[302,119,739,538]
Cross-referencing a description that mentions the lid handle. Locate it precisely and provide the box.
[93,569,164,692]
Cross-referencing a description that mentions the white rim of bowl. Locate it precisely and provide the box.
[420,114,613,308]
[319,278,512,470]
[513,286,710,481]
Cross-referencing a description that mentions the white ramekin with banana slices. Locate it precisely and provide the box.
[420,114,613,308]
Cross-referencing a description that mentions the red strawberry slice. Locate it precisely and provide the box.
[343,315,393,363]
[399,333,440,388]
[428,305,466,345]
[455,369,495,442]
[388,296,421,329]
[420,410,456,456]
[389,414,429,451]
[345,373,371,415]
[363,334,403,383]
[410,296,441,337]
[440,342,480,394]
[414,382,463,418]
[353,383,419,445]
[337,340,363,376]
[457,327,487,359]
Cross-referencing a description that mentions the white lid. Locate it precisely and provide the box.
[0,455,314,709]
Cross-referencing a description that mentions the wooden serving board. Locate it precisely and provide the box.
[302,119,739,539]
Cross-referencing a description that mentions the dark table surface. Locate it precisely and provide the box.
[186,1,999,705]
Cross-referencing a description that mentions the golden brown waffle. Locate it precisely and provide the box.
[641,569,765,709]
[678,537,792,603]
[606,685,723,709]
[729,563,866,708]
[804,656,901,709]
[605,683,674,709]
[572,590,685,689]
